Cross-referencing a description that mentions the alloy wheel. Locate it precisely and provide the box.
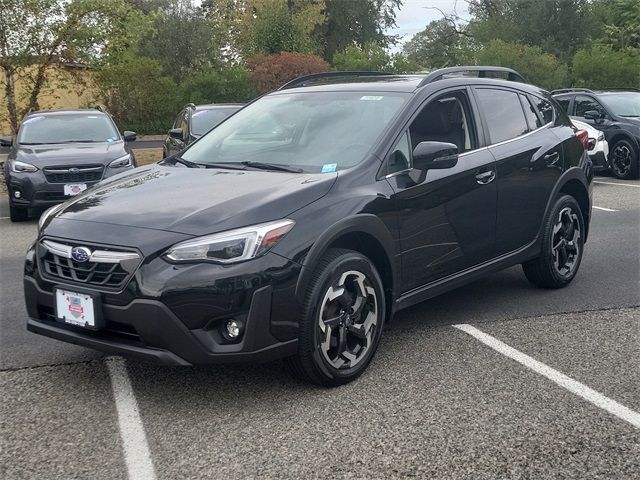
[611,144,632,178]
[317,270,379,369]
[551,207,581,277]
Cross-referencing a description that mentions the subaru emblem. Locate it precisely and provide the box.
[71,246,92,263]
[69,167,80,173]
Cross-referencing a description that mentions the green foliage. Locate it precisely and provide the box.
[137,1,220,82]
[476,40,569,91]
[179,66,256,104]
[403,19,475,69]
[93,53,180,133]
[333,42,391,72]
[246,1,308,55]
[322,0,403,60]
[247,52,330,94]
[572,46,640,88]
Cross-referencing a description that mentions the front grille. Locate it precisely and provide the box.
[44,166,104,183]
[39,240,140,291]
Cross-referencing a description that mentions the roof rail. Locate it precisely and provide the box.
[550,88,594,94]
[94,105,107,113]
[598,87,640,92]
[279,71,392,90]
[418,66,527,87]
[185,103,196,110]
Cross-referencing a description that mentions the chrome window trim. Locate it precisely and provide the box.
[41,239,140,264]
[484,122,553,149]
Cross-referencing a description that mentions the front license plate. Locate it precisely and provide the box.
[55,289,99,329]
[64,183,87,196]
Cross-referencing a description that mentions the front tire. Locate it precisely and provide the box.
[522,195,584,289]
[287,249,386,387]
[9,202,28,222]
[609,139,639,180]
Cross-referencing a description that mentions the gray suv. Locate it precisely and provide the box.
[1,109,137,222]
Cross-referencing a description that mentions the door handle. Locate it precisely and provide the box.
[543,152,560,166]
[475,169,496,185]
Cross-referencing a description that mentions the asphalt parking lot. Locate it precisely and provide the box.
[1,176,638,479]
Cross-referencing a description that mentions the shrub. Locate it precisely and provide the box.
[475,39,569,91]
[572,46,640,88]
[332,42,391,72]
[246,52,330,94]
[179,66,256,105]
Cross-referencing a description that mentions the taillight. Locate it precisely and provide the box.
[576,129,589,150]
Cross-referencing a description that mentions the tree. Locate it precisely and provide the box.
[321,0,403,61]
[137,0,221,82]
[467,0,593,63]
[572,46,640,88]
[0,0,140,133]
[246,52,329,94]
[403,18,475,69]
[93,52,180,133]
[476,39,569,90]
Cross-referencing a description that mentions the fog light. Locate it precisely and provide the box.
[13,190,21,198]
[222,320,243,341]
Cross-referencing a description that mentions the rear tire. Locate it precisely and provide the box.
[610,139,639,180]
[9,202,28,222]
[286,248,386,387]
[522,195,584,289]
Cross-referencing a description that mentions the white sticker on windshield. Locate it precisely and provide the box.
[360,96,384,101]
[87,116,99,118]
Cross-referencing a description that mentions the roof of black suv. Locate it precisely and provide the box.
[273,66,541,95]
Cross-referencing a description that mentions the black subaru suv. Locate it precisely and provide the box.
[2,108,137,222]
[552,88,640,179]
[25,67,593,386]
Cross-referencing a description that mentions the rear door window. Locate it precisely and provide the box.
[555,97,571,114]
[533,97,555,125]
[520,95,541,130]
[475,88,529,144]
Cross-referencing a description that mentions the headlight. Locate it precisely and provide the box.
[38,204,63,233]
[10,160,38,172]
[108,154,132,168]
[165,219,295,264]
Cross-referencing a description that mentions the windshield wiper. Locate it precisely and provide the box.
[240,161,302,173]
[173,157,200,168]
[199,162,248,170]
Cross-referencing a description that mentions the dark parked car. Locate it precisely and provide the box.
[552,88,640,179]
[26,67,593,386]
[2,108,137,222]
[163,103,244,158]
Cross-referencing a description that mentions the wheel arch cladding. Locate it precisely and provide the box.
[559,179,590,241]
[295,215,397,318]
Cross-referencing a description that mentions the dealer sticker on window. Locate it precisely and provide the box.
[321,163,337,173]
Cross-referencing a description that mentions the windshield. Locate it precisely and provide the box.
[191,107,241,135]
[599,93,640,117]
[181,91,408,173]
[18,114,119,144]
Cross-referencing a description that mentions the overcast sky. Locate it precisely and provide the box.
[387,0,470,52]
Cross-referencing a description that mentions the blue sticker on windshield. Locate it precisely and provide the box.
[321,163,337,173]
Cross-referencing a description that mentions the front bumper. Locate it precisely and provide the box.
[24,238,302,365]
[7,167,132,209]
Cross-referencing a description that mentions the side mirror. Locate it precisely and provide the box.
[168,128,183,140]
[123,131,137,142]
[584,110,603,121]
[0,136,13,147]
[412,141,458,171]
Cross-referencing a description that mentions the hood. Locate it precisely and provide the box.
[16,141,128,167]
[53,164,337,236]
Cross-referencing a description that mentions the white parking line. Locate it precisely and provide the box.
[105,357,157,480]
[0,216,9,220]
[593,206,618,212]
[595,180,640,188]
[453,324,640,429]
